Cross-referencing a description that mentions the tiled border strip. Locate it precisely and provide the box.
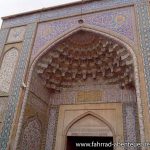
[0,23,37,150]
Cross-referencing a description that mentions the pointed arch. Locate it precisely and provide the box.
[0,48,19,93]
[65,111,115,138]
[30,25,139,94]
[30,24,136,67]
[63,111,116,150]
[0,47,19,60]
[20,25,145,145]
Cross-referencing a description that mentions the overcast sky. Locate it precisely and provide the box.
[0,0,79,26]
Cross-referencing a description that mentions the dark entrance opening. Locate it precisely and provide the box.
[66,136,113,150]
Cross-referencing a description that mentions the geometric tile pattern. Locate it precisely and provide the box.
[45,107,59,150]
[7,26,26,43]
[0,23,37,150]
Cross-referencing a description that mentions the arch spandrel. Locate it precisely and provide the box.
[30,25,137,70]
[31,6,135,62]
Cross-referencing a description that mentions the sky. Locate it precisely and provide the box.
[0,0,79,26]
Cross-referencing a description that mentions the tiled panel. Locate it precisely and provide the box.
[123,103,137,150]
[0,97,8,133]
[7,26,26,43]
[0,48,18,92]
[32,7,135,61]
[0,29,9,56]
[45,107,59,150]
[49,84,136,105]
[19,119,42,150]
[136,2,150,103]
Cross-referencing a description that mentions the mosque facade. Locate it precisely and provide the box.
[0,0,150,150]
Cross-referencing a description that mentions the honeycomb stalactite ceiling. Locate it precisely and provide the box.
[36,30,134,92]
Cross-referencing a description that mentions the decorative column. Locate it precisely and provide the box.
[135,0,150,148]
[0,28,9,135]
[0,23,37,150]
[123,103,138,150]
[45,106,59,150]
[136,0,150,105]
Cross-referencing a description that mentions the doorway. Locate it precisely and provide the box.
[67,136,113,150]
[54,103,124,150]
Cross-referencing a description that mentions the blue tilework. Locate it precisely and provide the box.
[0,29,9,56]
[136,1,150,103]
[0,23,37,150]
[2,0,136,28]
